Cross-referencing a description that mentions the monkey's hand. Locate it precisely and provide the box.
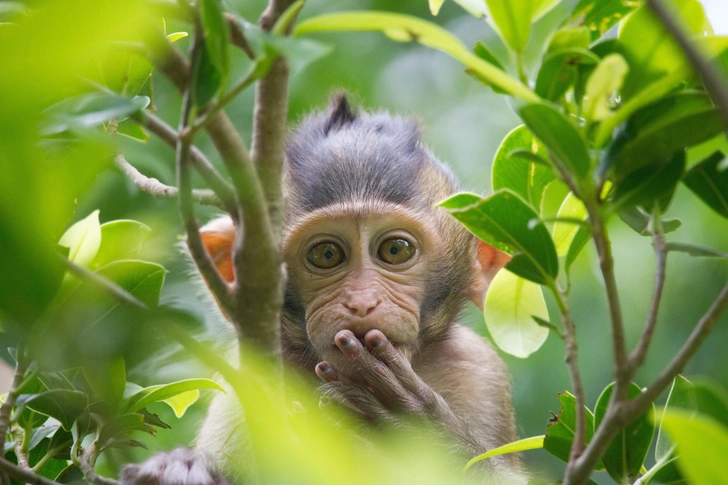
[316,329,469,442]
[120,448,229,485]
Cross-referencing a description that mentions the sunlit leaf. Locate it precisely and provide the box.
[167,32,188,43]
[535,48,600,102]
[565,225,591,272]
[583,54,629,121]
[547,26,590,54]
[464,435,544,471]
[551,194,588,258]
[484,269,549,358]
[115,118,150,142]
[91,219,152,269]
[469,41,506,93]
[96,260,166,307]
[58,210,101,268]
[571,0,636,41]
[683,151,728,219]
[162,389,200,418]
[125,378,224,414]
[595,383,655,483]
[656,376,695,463]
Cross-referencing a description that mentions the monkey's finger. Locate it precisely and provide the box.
[315,361,338,383]
[364,330,425,396]
[334,330,413,408]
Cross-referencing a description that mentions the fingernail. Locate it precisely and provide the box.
[318,362,331,374]
[337,335,353,347]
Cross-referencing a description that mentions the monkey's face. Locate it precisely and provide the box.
[283,201,442,370]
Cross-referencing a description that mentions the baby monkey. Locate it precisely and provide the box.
[121,96,526,484]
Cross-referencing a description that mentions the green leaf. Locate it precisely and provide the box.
[166,32,188,43]
[491,125,555,210]
[295,12,539,103]
[91,220,152,269]
[470,41,506,94]
[483,270,549,358]
[535,48,600,102]
[429,0,445,16]
[565,225,591,272]
[552,193,588,257]
[645,457,686,485]
[582,54,629,121]
[611,151,685,213]
[192,40,224,107]
[683,151,728,219]
[520,103,591,180]
[44,93,149,135]
[666,242,728,259]
[602,93,723,179]
[199,0,230,78]
[656,376,695,463]
[21,390,89,431]
[101,45,153,96]
[58,210,101,268]
[162,389,200,418]
[571,0,636,41]
[125,378,224,414]
[440,190,559,285]
[93,260,165,307]
[618,207,682,236]
[658,410,728,485]
[547,26,590,54]
[691,379,728,429]
[594,383,655,483]
[115,119,149,142]
[55,464,85,485]
[544,392,603,470]
[618,0,709,100]
[464,435,544,471]
[83,357,126,409]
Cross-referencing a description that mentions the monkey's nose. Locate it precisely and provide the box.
[343,297,380,318]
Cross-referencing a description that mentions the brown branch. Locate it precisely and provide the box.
[0,348,28,443]
[629,212,668,370]
[0,458,62,485]
[646,0,728,136]
[114,154,223,208]
[225,13,256,59]
[78,442,117,485]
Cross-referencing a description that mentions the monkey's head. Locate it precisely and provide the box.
[199,95,507,371]
[277,95,508,371]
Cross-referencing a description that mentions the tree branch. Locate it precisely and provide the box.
[0,458,62,485]
[225,13,256,60]
[0,347,28,443]
[78,442,117,485]
[114,154,223,208]
[646,0,728,135]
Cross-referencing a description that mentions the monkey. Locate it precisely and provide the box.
[121,95,526,485]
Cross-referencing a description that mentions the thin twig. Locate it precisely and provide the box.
[0,345,29,483]
[629,210,668,370]
[646,0,728,136]
[549,284,587,460]
[225,13,256,59]
[14,441,30,471]
[59,255,147,310]
[78,442,117,485]
[0,458,62,485]
[115,154,223,208]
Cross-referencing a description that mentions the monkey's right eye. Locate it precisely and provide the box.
[307,242,345,269]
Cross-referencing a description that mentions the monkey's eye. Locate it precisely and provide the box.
[307,242,345,269]
[378,238,415,265]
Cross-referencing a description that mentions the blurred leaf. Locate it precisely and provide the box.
[535,48,600,101]
[602,93,723,179]
[552,193,587,257]
[97,413,154,451]
[658,410,728,485]
[520,103,591,180]
[21,390,89,430]
[690,379,728,429]
[491,125,555,210]
[682,151,728,219]
[44,93,149,135]
[665,242,728,259]
[618,207,682,236]
[565,225,591,272]
[28,423,61,451]
[95,260,166,307]
[199,0,230,78]
[645,457,686,484]
[295,12,538,103]
[483,0,532,52]
[125,378,224,414]
[547,26,590,54]
[91,220,152,269]
[440,190,559,285]
[192,41,223,107]
[656,376,695,463]
[83,356,126,410]
[483,270,549,358]
[141,409,171,429]
[570,0,636,41]
[595,383,655,483]
[583,54,629,121]
[451,0,488,18]
[114,119,149,142]
[58,210,101,268]
[618,0,708,100]
[464,435,544,471]
[544,392,603,470]
[469,41,506,93]
[162,389,200,418]
[101,45,152,96]
[167,32,188,43]
[612,151,685,212]
[429,0,446,16]
[55,464,86,485]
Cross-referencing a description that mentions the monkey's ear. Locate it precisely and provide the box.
[323,94,357,135]
[198,217,236,283]
[469,240,511,310]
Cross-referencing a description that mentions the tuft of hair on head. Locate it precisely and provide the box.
[323,93,357,135]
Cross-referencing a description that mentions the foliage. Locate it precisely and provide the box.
[0,0,727,484]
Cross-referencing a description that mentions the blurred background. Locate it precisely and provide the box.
[1,0,727,482]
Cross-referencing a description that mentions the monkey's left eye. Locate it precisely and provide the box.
[378,238,415,265]
[307,242,345,269]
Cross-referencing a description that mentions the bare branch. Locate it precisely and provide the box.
[114,154,223,208]
[0,458,62,485]
[646,0,728,135]
[78,442,118,485]
[0,348,28,444]
[629,212,668,370]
